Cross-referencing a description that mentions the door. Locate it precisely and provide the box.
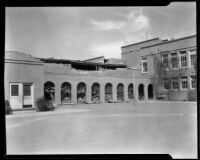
[10,83,23,109]
[23,83,33,108]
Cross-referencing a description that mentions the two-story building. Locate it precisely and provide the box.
[121,34,197,101]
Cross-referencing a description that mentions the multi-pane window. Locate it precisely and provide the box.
[163,79,170,90]
[171,52,178,69]
[189,50,196,68]
[181,77,188,89]
[162,54,169,69]
[172,78,179,90]
[191,76,196,89]
[180,51,187,68]
[142,57,148,73]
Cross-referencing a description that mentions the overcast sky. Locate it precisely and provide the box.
[5,2,196,60]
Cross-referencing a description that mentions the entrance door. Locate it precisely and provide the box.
[10,83,33,109]
[10,83,23,109]
[23,83,33,108]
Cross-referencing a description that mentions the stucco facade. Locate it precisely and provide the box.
[4,34,197,109]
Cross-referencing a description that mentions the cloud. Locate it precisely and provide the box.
[87,10,151,59]
[87,41,123,59]
[89,10,149,33]
[89,19,124,30]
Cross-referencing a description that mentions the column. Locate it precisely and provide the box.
[71,83,77,104]
[124,84,129,102]
[133,79,138,101]
[100,84,105,103]
[144,84,148,101]
[86,83,92,103]
[112,84,117,102]
[55,82,61,105]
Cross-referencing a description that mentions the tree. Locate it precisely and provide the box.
[153,52,187,101]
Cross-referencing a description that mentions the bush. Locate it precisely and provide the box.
[187,90,197,101]
[5,100,13,115]
[36,97,55,112]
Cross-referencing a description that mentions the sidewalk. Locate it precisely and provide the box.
[6,107,92,119]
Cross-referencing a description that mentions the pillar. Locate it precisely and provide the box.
[144,84,148,101]
[55,83,61,105]
[100,84,105,103]
[86,83,92,103]
[133,79,138,101]
[112,84,117,102]
[124,84,129,102]
[71,83,77,104]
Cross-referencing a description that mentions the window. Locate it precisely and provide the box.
[11,85,19,96]
[180,51,187,68]
[181,77,188,90]
[163,79,170,90]
[171,52,178,69]
[162,54,169,69]
[23,84,31,96]
[189,50,196,68]
[191,76,196,89]
[172,78,179,90]
[142,58,148,73]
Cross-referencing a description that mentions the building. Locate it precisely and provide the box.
[121,34,197,101]
[4,34,197,110]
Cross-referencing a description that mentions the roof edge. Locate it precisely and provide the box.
[82,56,104,62]
[141,34,196,49]
[121,38,160,48]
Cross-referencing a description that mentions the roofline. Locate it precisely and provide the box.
[82,56,104,62]
[121,38,160,48]
[40,58,126,67]
[141,34,196,49]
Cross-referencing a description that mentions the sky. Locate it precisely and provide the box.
[5,2,196,60]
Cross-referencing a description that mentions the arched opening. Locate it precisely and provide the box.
[91,83,100,103]
[61,82,71,104]
[77,82,86,103]
[138,84,144,100]
[117,83,124,102]
[44,81,55,101]
[105,83,113,102]
[148,84,153,99]
[128,83,134,100]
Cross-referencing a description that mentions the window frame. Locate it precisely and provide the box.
[170,52,178,69]
[141,57,148,73]
[179,51,187,68]
[171,78,179,90]
[190,75,196,89]
[23,84,31,96]
[162,54,169,70]
[180,77,188,90]
[11,84,19,96]
[189,49,196,68]
[163,79,170,90]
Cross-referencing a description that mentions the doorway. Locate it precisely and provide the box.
[10,83,33,109]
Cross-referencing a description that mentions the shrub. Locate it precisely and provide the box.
[5,100,13,115]
[36,97,55,112]
[187,90,197,101]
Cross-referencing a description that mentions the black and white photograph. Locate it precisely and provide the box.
[5,2,197,159]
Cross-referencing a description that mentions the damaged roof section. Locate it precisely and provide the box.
[40,58,127,71]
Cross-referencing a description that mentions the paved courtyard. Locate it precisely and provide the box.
[6,101,197,158]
